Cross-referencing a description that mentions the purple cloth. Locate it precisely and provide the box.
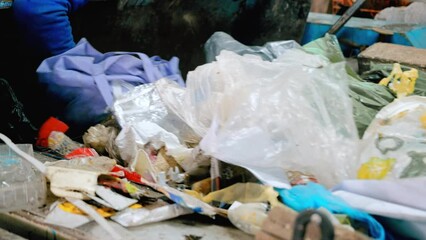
[37,38,185,129]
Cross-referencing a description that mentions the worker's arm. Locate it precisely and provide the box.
[12,0,88,58]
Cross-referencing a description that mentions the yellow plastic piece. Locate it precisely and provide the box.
[357,157,396,180]
[185,182,282,207]
[379,63,418,98]
[58,201,115,217]
[129,203,143,209]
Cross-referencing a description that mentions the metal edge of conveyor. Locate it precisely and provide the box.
[0,211,96,240]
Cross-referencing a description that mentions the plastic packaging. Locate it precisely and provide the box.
[228,201,269,235]
[204,31,300,63]
[303,34,396,137]
[113,80,199,166]
[0,144,46,212]
[48,131,82,156]
[83,124,121,160]
[111,204,192,227]
[195,51,358,188]
[113,79,198,145]
[186,182,281,207]
[45,156,116,172]
[358,96,426,180]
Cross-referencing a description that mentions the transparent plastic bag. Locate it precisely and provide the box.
[195,51,359,188]
[113,79,199,165]
[204,31,300,63]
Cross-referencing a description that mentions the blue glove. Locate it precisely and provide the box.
[13,0,88,57]
[276,182,385,240]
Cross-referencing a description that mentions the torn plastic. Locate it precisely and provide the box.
[110,165,217,217]
[196,51,358,188]
[94,186,138,211]
[228,201,269,235]
[45,156,116,172]
[0,133,122,239]
[115,124,205,177]
[358,96,426,180]
[44,201,92,228]
[112,203,192,227]
[185,182,281,207]
[204,31,300,63]
[203,33,391,138]
[113,79,199,145]
[303,34,396,137]
[48,131,82,156]
[83,124,121,160]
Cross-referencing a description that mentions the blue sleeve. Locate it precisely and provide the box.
[12,0,88,57]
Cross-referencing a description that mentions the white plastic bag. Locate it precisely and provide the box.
[358,96,426,180]
[193,51,359,188]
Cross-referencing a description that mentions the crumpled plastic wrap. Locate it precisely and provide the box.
[191,50,359,188]
[358,96,426,180]
[228,202,269,236]
[204,31,300,63]
[113,79,199,166]
[83,124,121,160]
[113,79,199,144]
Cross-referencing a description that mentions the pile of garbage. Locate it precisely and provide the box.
[1,32,426,240]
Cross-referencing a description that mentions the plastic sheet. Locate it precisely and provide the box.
[195,51,358,188]
[44,156,116,172]
[228,201,268,235]
[303,34,396,137]
[186,182,281,207]
[204,31,300,63]
[113,79,199,167]
[111,204,192,227]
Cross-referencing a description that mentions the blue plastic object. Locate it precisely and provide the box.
[276,182,385,240]
[302,13,426,57]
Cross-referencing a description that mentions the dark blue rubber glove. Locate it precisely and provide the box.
[13,0,88,58]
